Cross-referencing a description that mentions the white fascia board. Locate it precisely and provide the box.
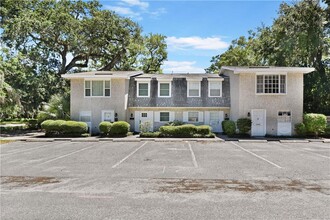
[186,77,203,82]
[208,78,224,81]
[135,78,151,82]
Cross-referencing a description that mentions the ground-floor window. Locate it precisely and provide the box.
[160,112,170,122]
[188,112,199,122]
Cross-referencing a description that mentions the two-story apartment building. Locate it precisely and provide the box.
[62,66,314,136]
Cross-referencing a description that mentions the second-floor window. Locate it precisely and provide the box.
[209,81,222,97]
[158,82,171,97]
[137,82,150,97]
[85,80,111,97]
[256,74,286,94]
[188,81,200,97]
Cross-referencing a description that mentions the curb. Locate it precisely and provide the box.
[26,139,54,142]
[279,140,309,143]
[238,139,268,143]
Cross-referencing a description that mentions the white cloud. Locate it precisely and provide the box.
[105,6,141,19]
[105,0,165,20]
[163,61,205,73]
[167,36,229,50]
[121,0,149,10]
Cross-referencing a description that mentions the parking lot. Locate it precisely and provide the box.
[1,140,330,219]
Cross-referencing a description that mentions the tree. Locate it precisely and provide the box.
[140,33,167,73]
[207,0,330,115]
[0,0,168,118]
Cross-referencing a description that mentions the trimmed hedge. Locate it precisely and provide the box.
[41,120,88,137]
[295,123,306,136]
[99,121,112,136]
[109,121,130,137]
[37,111,56,125]
[140,132,161,138]
[222,120,236,137]
[159,124,212,138]
[304,113,327,137]
[237,118,251,135]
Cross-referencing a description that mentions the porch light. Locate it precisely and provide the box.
[247,112,251,117]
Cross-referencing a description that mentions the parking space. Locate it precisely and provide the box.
[1,140,330,219]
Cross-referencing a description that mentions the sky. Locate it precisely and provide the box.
[100,0,288,73]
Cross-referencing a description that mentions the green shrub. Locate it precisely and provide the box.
[62,121,88,136]
[165,120,184,126]
[304,113,327,137]
[99,121,112,135]
[41,120,87,137]
[222,120,236,136]
[295,123,306,136]
[237,118,251,135]
[109,121,130,137]
[37,111,56,125]
[159,124,211,138]
[196,125,211,135]
[140,132,161,138]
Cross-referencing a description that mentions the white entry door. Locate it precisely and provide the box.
[251,109,266,136]
[207,111,224,133]
[135,111,153,132]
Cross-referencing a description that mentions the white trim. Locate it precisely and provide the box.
[84,79,111,98]
[137,81,150,98]
[208,81,222,97]
[187,81,201,97]
[255,73,287,95]
[158,81,171,98]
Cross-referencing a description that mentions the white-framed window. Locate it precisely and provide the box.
[208,81,222,97]
[85,80,111,97]
[137,82,150,97]
[80,112,91,122]
[158,82,171,97]
[102,110,114,122]
[187,81,201,97]
[278,111,291,122]
[188,112,199,122]
[160,112,170,122]
[141,113,148,118]
[256,74,286,94]
[183,111,203,123]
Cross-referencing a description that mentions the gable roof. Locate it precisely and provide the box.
[220,66,315,74]
[62,71,143,79]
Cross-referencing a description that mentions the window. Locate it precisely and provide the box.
[85,80,111,97]
[102,110,114,122]
[188,81,200,97]
[209,81,222,97]
[159,82,171,97]
[188,112,199,122]
[141,113,148,118]
[79,111,91,122]
[278,111,291,122]
[138,82,149,97]
[256,74,286,94]
[160,112,170,122]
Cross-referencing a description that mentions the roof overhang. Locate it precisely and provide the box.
[220,66,315,75]
[61,71,143,79]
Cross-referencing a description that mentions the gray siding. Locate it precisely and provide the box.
[128,77,230,107]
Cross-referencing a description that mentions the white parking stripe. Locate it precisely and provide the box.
[37,145,95,165]
[112,142,148,168]
[276,142,330,159]
[0,142,56,156]
[186,141,198,168]
[230,141,282,169]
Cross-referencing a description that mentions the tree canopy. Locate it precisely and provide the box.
[207,0,330,115]
[0,0,167,118]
